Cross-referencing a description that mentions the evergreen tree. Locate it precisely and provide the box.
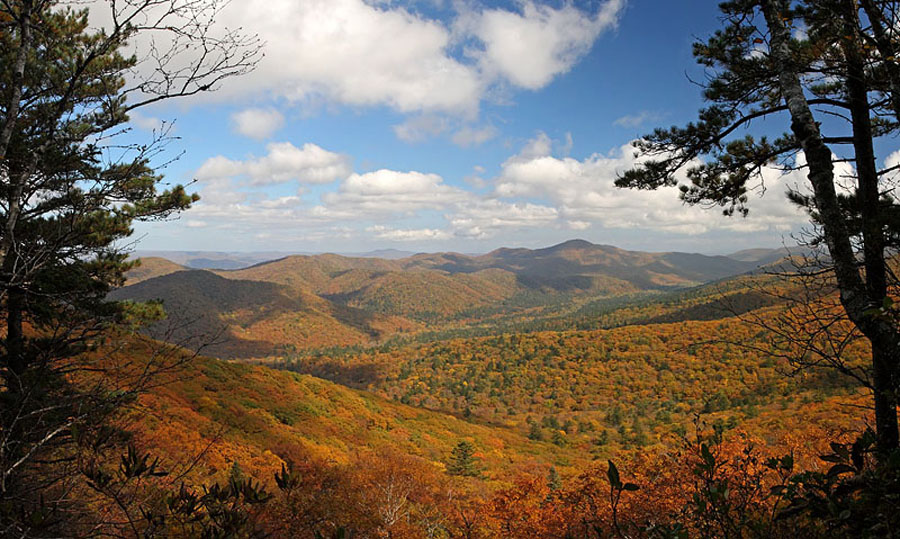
[551,429,568,447]
[0,0,259,533]
[619,0,900,454]
[547,466,562,492]
[447,441,480,477]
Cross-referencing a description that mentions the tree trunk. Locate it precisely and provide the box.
[4,287,25,380]
[840,0,900,453]
[1,239,26,388]
[0,3,31,160]
[762,0,900,452]
[859,0,900,121]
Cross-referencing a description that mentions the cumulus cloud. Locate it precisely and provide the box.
[449,199,559,238]
[217,0,482,114]
[493,133,810,235]
[126,0,621,117]
[195,142,351,185]
[128,111,165,131]
[464,0,624,90]
[231,108,285,140]
[314,169,468,218]
[179,129,820,249]
[368,225,452,241]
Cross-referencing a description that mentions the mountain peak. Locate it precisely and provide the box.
[546,239,595,251]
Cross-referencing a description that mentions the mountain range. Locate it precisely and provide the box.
[113,240,789,359]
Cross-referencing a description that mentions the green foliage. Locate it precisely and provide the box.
[447,440,481,477]
[776,431,900,537]
[548,466,562,492]
[0,0,258,535]
[279,314,862,453]
[616,0,900,454]
[78,444,271,538]
[551,429,568,447]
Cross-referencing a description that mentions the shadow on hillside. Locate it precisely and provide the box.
[286,360,386,388]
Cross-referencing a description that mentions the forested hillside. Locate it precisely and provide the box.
[115,240,779,357]
[6,0,900,535]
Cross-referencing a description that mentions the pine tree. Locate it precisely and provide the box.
[0,0,259,533]
[447,441,480,477]
[619,0,900,454]
[547,466,562,492]
[551,429,568,447]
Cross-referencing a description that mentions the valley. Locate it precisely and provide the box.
[103,239,871,536]
[114,240,791,358]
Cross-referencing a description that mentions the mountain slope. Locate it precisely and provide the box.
[217,240,769,320]
[278,308,865,451]
[110,270,418,358]
[115,241,785,358]
[133,355,587,484]
[125,257,186,285]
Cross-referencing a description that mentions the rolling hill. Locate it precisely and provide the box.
[94,241,874,537]
[124,257,187,285]
[132,354,588,483]
[116,240,782,358]
[110,270,419,358]
[219,240,770,316]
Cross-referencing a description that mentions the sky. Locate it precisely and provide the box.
[110,0,897,255]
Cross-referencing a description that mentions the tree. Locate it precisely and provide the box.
[548,466,562,492]
[447,441,481,477]
[0,0,260,534]
[618,0,900,454]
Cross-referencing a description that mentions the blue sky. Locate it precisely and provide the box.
[120,0,868,255]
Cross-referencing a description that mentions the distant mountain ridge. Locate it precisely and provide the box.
[117,240,785,358]
[221,239,770,295]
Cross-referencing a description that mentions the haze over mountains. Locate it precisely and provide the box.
[135,241,789,272]
[135,248,419,270]
[114,240,789,359]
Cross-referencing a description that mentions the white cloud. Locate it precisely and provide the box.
[128,111,164,131]
[231,108,285,140]
[368,225,451,241]
[180,129,819,249]
[452,124,498,147]
[195,142,351,185]
[518,131,553,159]
[493,133,810,235]
[259,196,303,209]
[449,199,559,238]
[465,0,624,90]
[884,149,900,170]
[393,115,450,142]
[218,0,482,114]
[613,111,663,129]
[195,178,248,206]
[113,0,623,117]
[315,169,468,218]
[566,220,591,230]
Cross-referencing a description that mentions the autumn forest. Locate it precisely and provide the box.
[3,0,900,538]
